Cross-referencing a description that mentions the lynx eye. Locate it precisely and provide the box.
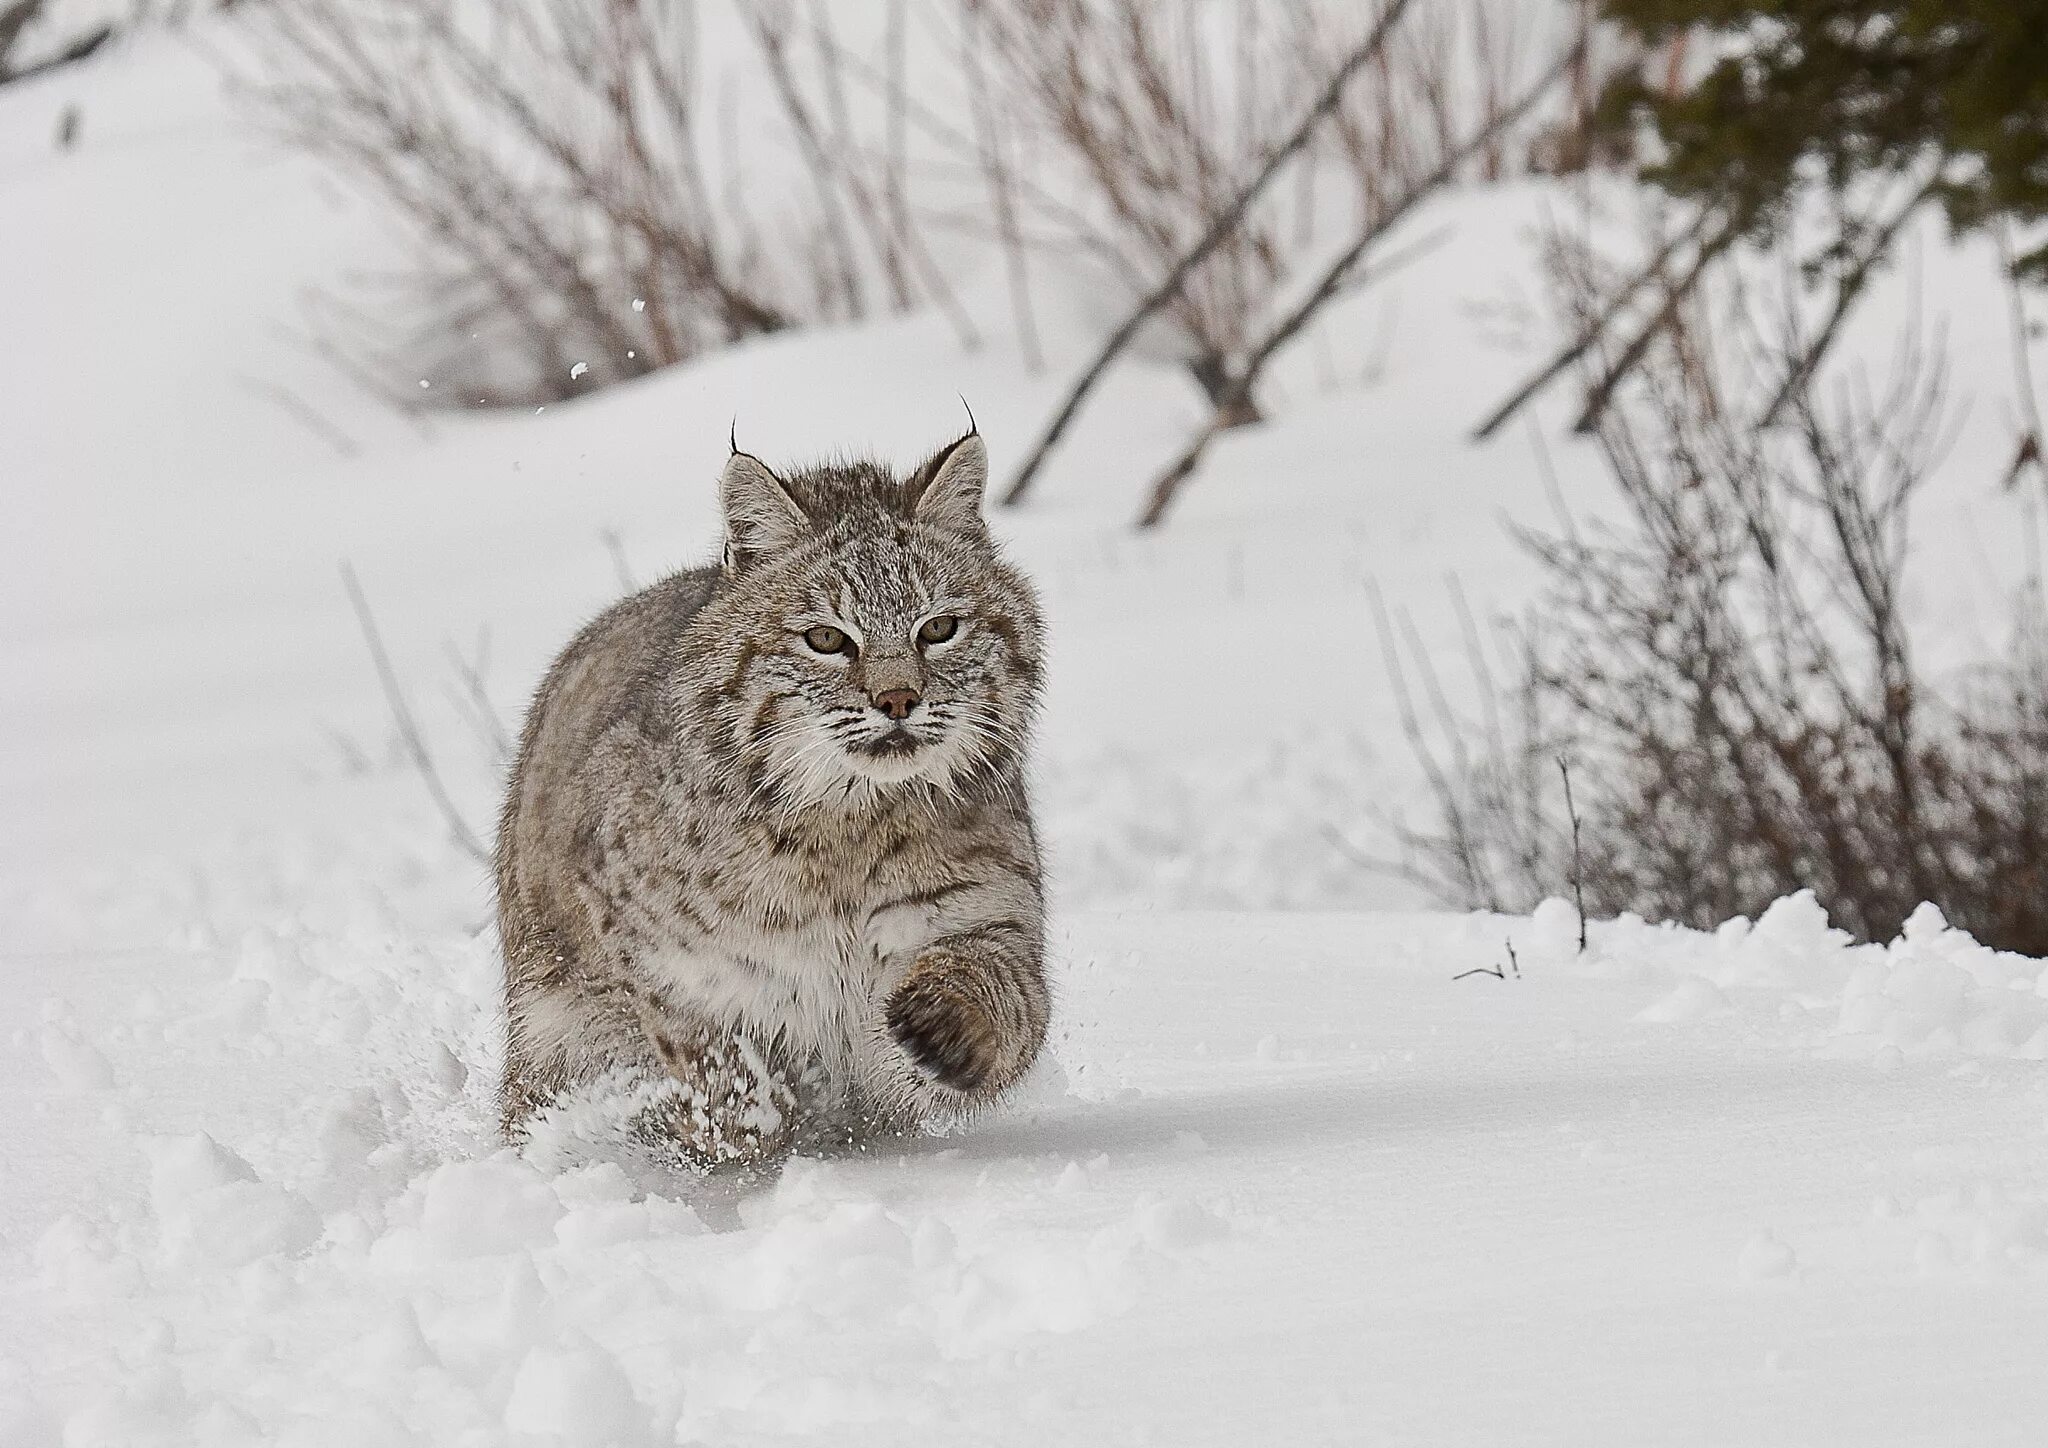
[803,625,852,656]
[917,615,958,646]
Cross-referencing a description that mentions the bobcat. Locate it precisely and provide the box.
[495,430,1049,1168]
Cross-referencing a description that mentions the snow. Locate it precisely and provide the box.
[12,897,2048,1444]
[7,14,2047,1448]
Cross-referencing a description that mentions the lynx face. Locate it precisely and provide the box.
[697,433,1044,805]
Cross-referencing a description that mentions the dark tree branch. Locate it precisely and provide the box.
[0,0,44,71]
[1996,228,2045,498]
[1568,216,1741,436]
[998,0,1419,507]
[1138,38,1586,528]
[0,19,111,88]
[1469,204,1718,442]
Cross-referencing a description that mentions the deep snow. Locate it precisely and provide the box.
[15,889,2048,1445]
[6,16,2047,1447]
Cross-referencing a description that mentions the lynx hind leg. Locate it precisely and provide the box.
[500,964,614,1142]
[636,1012,806,1171]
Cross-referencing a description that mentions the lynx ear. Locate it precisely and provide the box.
[720,451,807,571]
[911,431,989,534]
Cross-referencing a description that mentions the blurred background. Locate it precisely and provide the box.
[7,0,2043,946]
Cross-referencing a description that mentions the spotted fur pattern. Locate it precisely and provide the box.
[495,433,1049,1168]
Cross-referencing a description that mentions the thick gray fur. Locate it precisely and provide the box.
[495,432,1049,1168]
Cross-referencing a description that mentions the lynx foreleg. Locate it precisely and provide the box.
[636,1009,805,1169]
[885,920,1048,1100]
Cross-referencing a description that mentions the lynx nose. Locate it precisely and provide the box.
[873,688,921,721]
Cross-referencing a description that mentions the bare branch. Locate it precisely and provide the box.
[1138,36,1586,527]
[1996,225,2046,499]
[1454,942,1520,982]
[1755,174,1941,432]
[998,0,1420,507]
[1469,204,1719,442]
[1567,216,1741,436]
[1557,756,1586,952]
[339,562,490,866]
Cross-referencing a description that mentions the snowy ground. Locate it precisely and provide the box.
[8,18,2048,1447]
[16,882,2048,1445]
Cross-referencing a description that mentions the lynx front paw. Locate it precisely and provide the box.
[886,975,1001,1095]
[643,1022,801,1168]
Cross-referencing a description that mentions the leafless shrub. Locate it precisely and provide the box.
[984,0,1584,520]
[993,0,1428,508]
[964,0,1296,422]
[1388,246,2048,953]
[1133,29,1582,526]
[241,0,959,408]
[740,0,976,338]
[1472,154,1968,446]
[974,0,1541,424]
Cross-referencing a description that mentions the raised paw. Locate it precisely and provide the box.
[886,975,1000,1095]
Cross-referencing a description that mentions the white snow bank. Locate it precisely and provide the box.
[1583,892,2048,1063]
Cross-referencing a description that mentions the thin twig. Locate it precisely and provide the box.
[1556,756,1587,952]
[1369,579,1500,909]
[445,626,514,769]
[235,374,362,458]
[961,0,1042,371]
[1569,216,1740,436]
[743,2,866,321]
[1755,174,1940,432]
[339,562,491,865]
[1453,941,1519,982]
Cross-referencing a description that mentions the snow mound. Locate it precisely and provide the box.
[1591,892,2048,1062]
